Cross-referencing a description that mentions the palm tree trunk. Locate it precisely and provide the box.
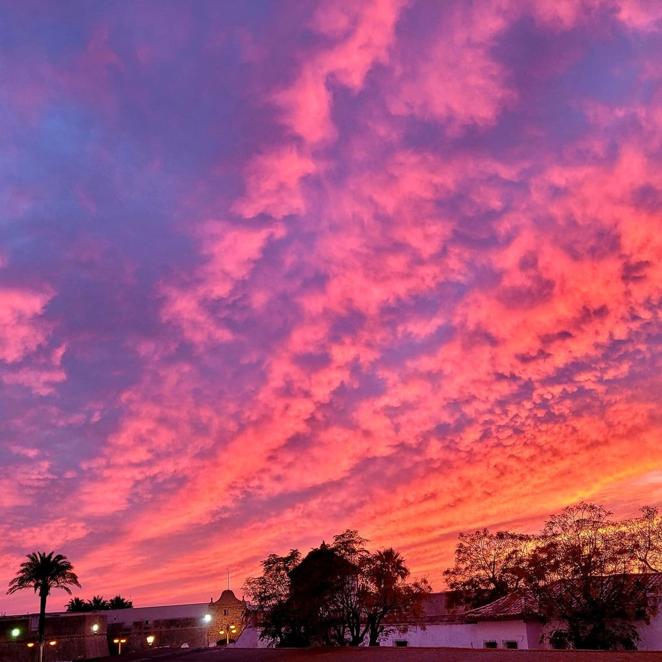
[38,587,47,662]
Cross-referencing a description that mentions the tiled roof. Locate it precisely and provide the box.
[465,590,539,621]
[386,591,467,624]
[466,573,662,622]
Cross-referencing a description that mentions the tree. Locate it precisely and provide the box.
[244,549,302,647]
[245,531,429,647]
[521,502,656,650]
[87,595,110,610]
[7,551,80,662]
[66,594,133,611]
[108,595,133,609]
[627,506,662,573]
[363,548,430,646]
[66,597,90,612]
[288,542,358,646]
[443,528,530,607]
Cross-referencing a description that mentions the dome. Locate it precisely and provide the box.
[215,589,243,605]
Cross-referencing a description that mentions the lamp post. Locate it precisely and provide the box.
[218,623,237,646]
[112,637,127,655]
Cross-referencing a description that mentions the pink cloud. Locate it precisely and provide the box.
[2,0,662,614]
[0,287,52,364]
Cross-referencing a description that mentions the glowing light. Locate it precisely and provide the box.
[26,643,35,648]
[49,640,57,646]
[10,628,20,638]
[113,639,120,644]
[229,624,236,631]
[91,623,100,633]
[219,629,225,635]
[146,634,155,645]
[203,613,212,623]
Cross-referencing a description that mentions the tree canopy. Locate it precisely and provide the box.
[66,594,133,611]
[244,530,429,647]
[445,502,662,650]
[8,551,81,660]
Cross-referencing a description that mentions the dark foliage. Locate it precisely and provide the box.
[66,594,134,611]
[244,530,429,647]
[7,551,81,655]
[443,529,530,608]
[446,502,661,651]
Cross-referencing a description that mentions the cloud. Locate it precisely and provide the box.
[0,287,53,364]
[1,0,661,613]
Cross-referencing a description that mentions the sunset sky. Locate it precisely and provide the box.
[1,0,662,614]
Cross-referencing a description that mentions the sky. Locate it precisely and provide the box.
[1,0,661,614]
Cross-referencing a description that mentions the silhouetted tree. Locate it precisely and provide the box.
[244,549,302,646]
[67,594,133,611]
[7,551,80,662]
[288,542,358,645]
[65,597,90,612]
[245,530,428,647]
[363,548,430,646]
[108,594,133,609]
[627,506,662,573]
[521,502,656,650]
[87,595,110,610]
[443,528,530,607]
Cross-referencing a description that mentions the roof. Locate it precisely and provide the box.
[466,573,662,622]
[465,591,539,622]
[386,591,467,624]
[212,589,245,606]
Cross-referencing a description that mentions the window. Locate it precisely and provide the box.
[394,640,408,647]
[223,609,228,616]
[503,640,518,649]
[483,640,498,649]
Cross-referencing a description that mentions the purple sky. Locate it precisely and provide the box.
[1,0,661,613]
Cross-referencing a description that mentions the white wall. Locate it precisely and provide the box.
[102,603,209,626]
[233,612,662,651]
[378,620,531,650]
[234,626,261,648]
[635,608,662,651]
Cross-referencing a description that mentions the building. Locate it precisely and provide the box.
[237,576,662,651]
[104,589,248,652]
[0,589,247,660]
[105,601,211,653]
[3,579,661,657]
[208,589,247,645]
[0,613,108,662]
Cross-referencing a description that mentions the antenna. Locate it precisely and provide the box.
[227,569,230,590]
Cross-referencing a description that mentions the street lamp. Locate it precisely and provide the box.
[10,627,21,638]
[218,623,237,646]
[113,638,127,655]
[48,641,57,647]
[203,614,212,623]
[91,623,100,633]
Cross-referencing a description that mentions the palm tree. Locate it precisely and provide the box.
[108,595,133,609]
[65,596,89,612]
[87,595,110,610]
[7,551,80,662]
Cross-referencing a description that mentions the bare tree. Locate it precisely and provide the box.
[522,502,655,650]
[627,506,662,573]
[443,528,530,607]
